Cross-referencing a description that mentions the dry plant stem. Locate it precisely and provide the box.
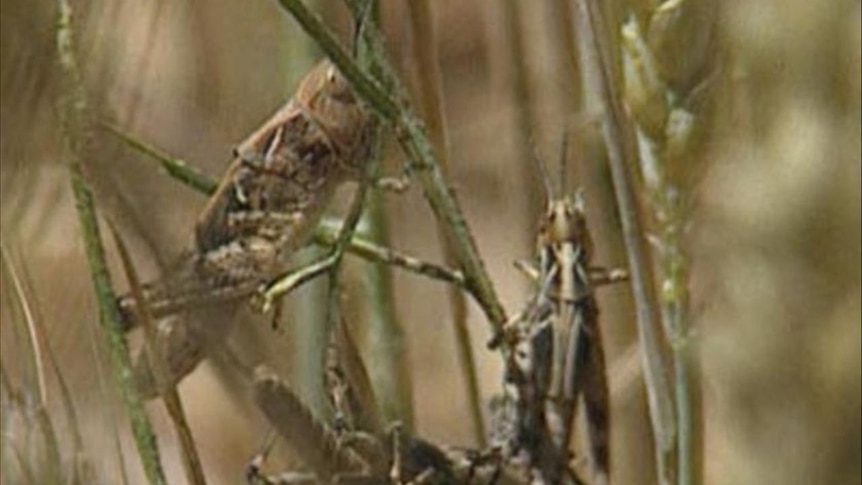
[571,0,676,482]
[407,0,485,445]
[664,268,698,485]
[0,243,47,406]
[110,225,206,485]
[276,0,509,341]
[0,246,63,485]
[57,0,166,482]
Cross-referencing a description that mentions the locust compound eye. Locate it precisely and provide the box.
[326,66,338,84]
[325,68,357,103]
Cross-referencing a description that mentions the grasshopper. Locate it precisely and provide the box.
[117,60,375,396]
[501,165,624,484]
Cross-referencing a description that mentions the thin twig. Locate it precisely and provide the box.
[317,219,466,289]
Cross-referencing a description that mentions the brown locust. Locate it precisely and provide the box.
[502,188,622,485]
[117,60,374,395]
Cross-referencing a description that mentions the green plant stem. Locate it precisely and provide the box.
[657,205,701,485]
[571,0,677,483]
[69,169,167,485]
[57,1,166,482]
[100,121,218,194]
[358,193,416,428]
[274,0,509,345]
[348,0,415,429]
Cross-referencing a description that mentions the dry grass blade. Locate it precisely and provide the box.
[0,249,62,485]
[1,241,98,484]
[108,222,207,485]
[0,243,47,405]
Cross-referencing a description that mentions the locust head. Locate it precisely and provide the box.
[538,190,593,260]
[298,60,373,174]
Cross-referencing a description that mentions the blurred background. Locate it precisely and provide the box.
[1,0,859,484]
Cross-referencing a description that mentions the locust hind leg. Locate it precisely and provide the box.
[575,321,610,484]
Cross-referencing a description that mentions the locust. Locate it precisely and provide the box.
[501,179,624,485]
[116,59,375,396]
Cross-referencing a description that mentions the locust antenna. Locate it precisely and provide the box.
[528,138,556,204]
[558,130,570,196]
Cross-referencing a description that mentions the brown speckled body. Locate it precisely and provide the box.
[119,60,372,326]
